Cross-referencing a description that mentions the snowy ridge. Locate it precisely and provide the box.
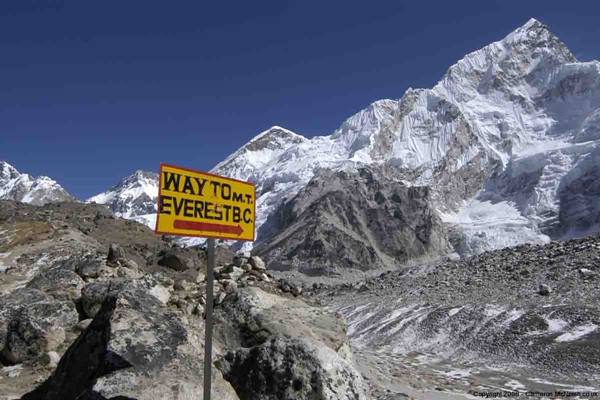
[0,161,74,205]
[87,170,159,219]
[91,18,600,254]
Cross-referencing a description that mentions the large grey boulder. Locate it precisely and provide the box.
[219,336,367,400]
[26,264,85,302]
[80,277,171,318]
[0,288,78,365]
[157,249,192,271]
[22,281,238,400]
[214,288,367,400]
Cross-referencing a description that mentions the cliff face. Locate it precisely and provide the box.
[255,166,449,274]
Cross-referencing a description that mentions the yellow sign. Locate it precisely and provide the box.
[155,163,255,241]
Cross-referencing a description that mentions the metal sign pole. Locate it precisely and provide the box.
[203,238,215,400]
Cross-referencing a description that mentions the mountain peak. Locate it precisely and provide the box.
[0,161,73,205]
[0,160,20,180]
[87,169,158,218]
[248,126,306,146]
[502,17,576,61]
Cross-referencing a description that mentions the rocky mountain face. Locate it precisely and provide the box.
[255,166,449,274]
[0,161,74,206]
[0,200,366,400]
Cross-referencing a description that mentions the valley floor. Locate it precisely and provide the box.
[303,235,600,399]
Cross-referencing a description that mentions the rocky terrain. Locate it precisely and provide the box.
[311,235,600,397]
[0,200,366,400]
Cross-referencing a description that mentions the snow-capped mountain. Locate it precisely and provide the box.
[93,18,600,256]
[86,170,159,227]
[214,18,600,253]
[0,161,74,205]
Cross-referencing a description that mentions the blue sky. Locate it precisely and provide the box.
[1,0,599,199]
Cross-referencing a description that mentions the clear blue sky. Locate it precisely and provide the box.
[1,1,598,199]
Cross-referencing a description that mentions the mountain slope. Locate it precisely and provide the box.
[0,161,74,205]
[255,166,449,272]
[216,18,600,255]
[92,18,600,261]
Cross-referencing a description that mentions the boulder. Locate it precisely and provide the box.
[26,265,85,302]
[233,256,248,268]
[106,243,126,264]
[538,284,552,296]
[0,289,78,365]
[214,287,366,399]
[80,276,170,318]
[22,282,238,400]
[220,265,245,281]
[75,257,110,280]
[249,256,266,271]
[218,336,367,400]
[157,249,191,271]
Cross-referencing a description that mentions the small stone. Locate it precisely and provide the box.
[192,304,202,315]
[241,264,252,272]
[76,319,93,331]
[538,284,551,296]
[291,286,303,297]
[174,279,195,291]
[195,271,206,283]
[233,256,248,267]
[40,351,61,368]
[249,256,266,271]
[579,268,594,279]
[185,303,195,315]
[107,243,126,264]
[215,292,227,305]
[260,273,271,283]
[222,279,238,294]
[218,272,233,280]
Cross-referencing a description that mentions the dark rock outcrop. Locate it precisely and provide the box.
[255,167,449,274]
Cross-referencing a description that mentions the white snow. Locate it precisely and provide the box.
[555,324,598,342]
[448,306,463,317]
[545,318,569,333]
[505,380,526,390]
[440,198,550,254]
[483,304,506,318]
[443,369,472,379]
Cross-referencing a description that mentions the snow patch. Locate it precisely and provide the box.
[441,199,550,255]
[555,324,598,342]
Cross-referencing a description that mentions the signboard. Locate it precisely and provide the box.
[154,163,256,400]
[154,163,256,241]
